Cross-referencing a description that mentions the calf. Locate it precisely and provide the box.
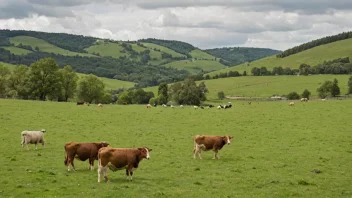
[77,101,84,105]
[21,129,46,150]
[64,142,109,171]
[193,135,233,159]
[97,147,152,182]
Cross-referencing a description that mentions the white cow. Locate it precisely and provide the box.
[21,129,46,150]
[180,105,184,108]
[193,106,199,109]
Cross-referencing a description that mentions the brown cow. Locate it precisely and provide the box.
[97,146,152,183]
[64,142,109,171]
[193,135,233,160]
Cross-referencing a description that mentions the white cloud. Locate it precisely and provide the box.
[0,0,352,50]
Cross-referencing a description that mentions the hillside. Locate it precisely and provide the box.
[208,38,352,76]
[144,75,350,100]
[205,47,281,66]
[164,59,226,74]
[0,46,32,55]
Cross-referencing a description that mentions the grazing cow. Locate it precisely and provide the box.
[208,105,214,108]
[97,147,152,182]
[153,103,157,107]
[64,142,109,171]
[122,102,127,105]
[146,104,152,108]
[21,129,46,150]
[200,106,204,109]
[193,135,233,159]
[301,98,308,102]
[162,104,167,107]
[193,106,199,109]
[77,101,84,105]
[248,101,251,105]
[217,105,222,109]
[224,104,232,109]
[180,105,184,108]
[98,103,103,107]
[289,102,295,106]
[171,105,174,108]
[321,98,326,101]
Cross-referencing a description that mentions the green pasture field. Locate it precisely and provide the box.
[76,73,135,90]
[9,36,95,57]
[0,99,351,197]
[141,43,186,58]
[189,49,216,60]
[0,46,32,55]
[208,38,352,76]
[163,59,227,74]
[144,75,351,100]
[85,42,128,58]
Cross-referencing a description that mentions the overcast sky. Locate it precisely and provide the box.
[0,0,351,50]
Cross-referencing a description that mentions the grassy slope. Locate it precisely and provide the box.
[9,36,94,57]
[144,75,350,99]
[0,46,32,55]
[208,38,352,76]
[163,60,227,74]
[189,49,216,60]
[141,42,186,58]
[85,42,127,58]
[0,99,351,197]
[0,61,17,71]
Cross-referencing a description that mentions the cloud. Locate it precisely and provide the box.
[0,0,352,50]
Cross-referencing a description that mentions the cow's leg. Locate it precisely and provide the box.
[98,165,102,183]
[26,144,29,151]
[70,158,76,171]
[125,169,129,180]
[89,158,94,171]
[103,166,108,182]
[213,149,219,159]
[128,165,134,181]
[35,143,38,150]
[42,140,45,148]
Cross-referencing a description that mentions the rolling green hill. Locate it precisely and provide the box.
[144,75,350,100]
[9,36,95,57]
[164,59,227,74]
[85,42,127,58]
[141,42,186,58]
[189,49,216,60]
[208,38,352,76]
[0,46,32,55]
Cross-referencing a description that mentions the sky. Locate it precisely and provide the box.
[0,0,351,50]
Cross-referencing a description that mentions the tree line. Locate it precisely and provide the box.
[205,47,281,66]
[277,31,352,58]
[0,58,113,103]
[0,48,190,88]
[138,38,195,55]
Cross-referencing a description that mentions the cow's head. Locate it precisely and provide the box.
[99,142,109,148]
[223,136,233,145]
[138,147,152,160]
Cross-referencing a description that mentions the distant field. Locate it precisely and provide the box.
[85,42,127,58]
[0,99,351,197]
[76,73,135,90]
[0,46,32,55]
[9,36,94,57]
[141,42,186,58]
[208,38,352,76]
[163,59,227,74]
[144,75,350,100]
[189,49,216,60]
[0,61,17,70]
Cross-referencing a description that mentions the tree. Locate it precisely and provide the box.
[301,89,311,99]
[317,80,333,99]
[243,71,247,76]
[218,91,225,100]
[58,65,78,102]
[8,65,30,99]
[251,67,260,76]
[286,92,300,100]
[331,78,340,97]
[77,74,105,103]
[0,64,11,97]
[178,78,200,105]
[348,76,352,94]
[198,82,208,101]
[28,58,61,100]
[158,82,168,102]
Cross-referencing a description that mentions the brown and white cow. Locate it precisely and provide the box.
[64,142,109,171]
[97,146,152,183]
[193,135,233,160]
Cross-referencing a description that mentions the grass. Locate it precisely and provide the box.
[85,42,127,58]
[144,75,350,99]
[0,46,32,55]
[141,42,186,58]
[163,59,227,74]
[0,99,351,197]
[9,36,95,57]
[208,38,352,76]
[189,49,216,60]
